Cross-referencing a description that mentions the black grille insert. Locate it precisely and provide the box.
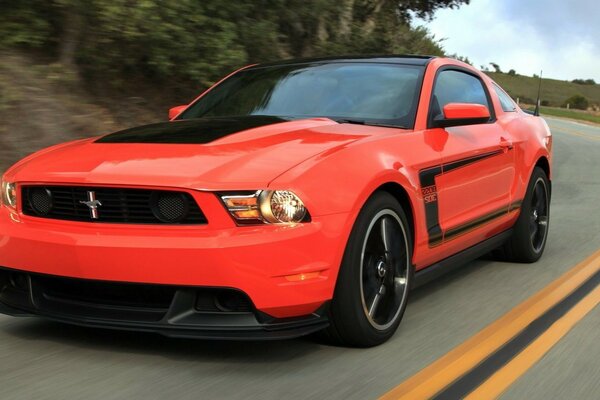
[22,186,207,225]
[38,275,176,310]
[32,275,177,322]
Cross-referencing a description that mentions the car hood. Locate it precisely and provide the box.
[6,117,368,190]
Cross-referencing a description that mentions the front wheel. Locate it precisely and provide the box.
[501,167,551,263]
[323,192,413,347]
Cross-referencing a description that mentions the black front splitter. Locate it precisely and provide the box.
[0,268,329,341]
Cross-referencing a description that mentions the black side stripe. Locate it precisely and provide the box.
[444,202,521,243]
[509,200,523,212]
[418,150,509,247]
[419,164,444,246]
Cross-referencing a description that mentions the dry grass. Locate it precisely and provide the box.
[0,52,161,174]
[487,72,600,108]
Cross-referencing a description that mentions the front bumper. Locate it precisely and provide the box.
[0,268,329,339]
[0,205,350,320]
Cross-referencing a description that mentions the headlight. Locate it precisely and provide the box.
[259,190,307,224]
[220,190,309,225]
[1,180,17,209]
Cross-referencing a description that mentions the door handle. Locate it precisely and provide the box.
[499,138,513,151]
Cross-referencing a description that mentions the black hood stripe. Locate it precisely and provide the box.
[96,116,289,144]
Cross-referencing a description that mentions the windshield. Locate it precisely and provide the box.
[178,62,425,128]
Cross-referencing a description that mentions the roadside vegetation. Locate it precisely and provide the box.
[486,72,600,110]
[0,0,469,173]
[485,70,600,125]
[523,105,600,125]
[0,1,467,107]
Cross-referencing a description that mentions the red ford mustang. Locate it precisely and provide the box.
[0,56,552,346]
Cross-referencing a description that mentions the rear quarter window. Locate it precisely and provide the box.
[493,84,517,112]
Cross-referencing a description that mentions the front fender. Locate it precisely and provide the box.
[269,135,423,217]
[270,131,440,269]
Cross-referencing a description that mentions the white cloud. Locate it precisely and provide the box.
[414,0,600,81]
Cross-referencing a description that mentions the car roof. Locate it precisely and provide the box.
[251,55,437,69]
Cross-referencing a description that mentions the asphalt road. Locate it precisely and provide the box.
[1,117,599,400]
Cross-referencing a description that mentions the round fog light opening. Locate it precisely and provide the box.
[151,192,189,223]
[28,187,53,215]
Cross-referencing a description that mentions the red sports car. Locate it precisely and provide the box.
[0,56,552,346]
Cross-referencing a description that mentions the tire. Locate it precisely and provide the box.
[323,191,413,347]
[501,167,550,263]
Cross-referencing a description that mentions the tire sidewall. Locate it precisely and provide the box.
[330,191,413,347]
[514,167,551,261]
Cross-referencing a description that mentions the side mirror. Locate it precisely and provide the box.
[433,103,491,128]
[169,105,187,120]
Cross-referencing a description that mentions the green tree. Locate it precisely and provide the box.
[448,54,472,65]
[489,62,502,73]
[0,0,56,48]
[572,78,596,85]
[0,0,469,90]
[563,95,589,110]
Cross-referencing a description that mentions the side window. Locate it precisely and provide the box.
[493,84,517,112]
[430,70,491,121]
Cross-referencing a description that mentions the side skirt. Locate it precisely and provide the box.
[412,229,513,289]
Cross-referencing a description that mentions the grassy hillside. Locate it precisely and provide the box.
[522,105,600,125]
[486,72,600,108]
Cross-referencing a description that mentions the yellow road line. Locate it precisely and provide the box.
[553,126,600,141]
[465,284,600,399]
[379,249,600,400]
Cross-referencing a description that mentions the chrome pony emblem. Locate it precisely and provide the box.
[80,191,102,219]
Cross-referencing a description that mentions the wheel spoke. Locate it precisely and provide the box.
[395,277,407,287]
[368,285,386,317]
[530,218,538,233]
[530,213,538,224]
[535,184,544,210]
[381,217,393,253]
[537,218,548,241]
[530,227,538,243]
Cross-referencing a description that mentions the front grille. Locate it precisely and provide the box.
[21,186,207,225]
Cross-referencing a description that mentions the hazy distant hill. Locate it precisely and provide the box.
[486,72,600,108]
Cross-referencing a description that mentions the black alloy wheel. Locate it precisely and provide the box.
[322,192,413,347]
[499,167,551,263]
[360,210,410,330]
[529,177,550,254]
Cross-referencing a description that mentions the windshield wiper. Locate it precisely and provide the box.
[334,119,407,130]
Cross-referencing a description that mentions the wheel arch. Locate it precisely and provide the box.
[534,156,552,196]
[535,156,551,180]
[371,182,417,258]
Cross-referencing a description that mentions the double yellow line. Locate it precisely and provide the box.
[551,123,600,141]
[380,249,600,399]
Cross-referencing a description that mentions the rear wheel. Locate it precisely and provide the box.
[323,192,412,347]
[501,167,550,263]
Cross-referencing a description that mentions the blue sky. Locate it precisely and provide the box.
[415,0,600,81]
